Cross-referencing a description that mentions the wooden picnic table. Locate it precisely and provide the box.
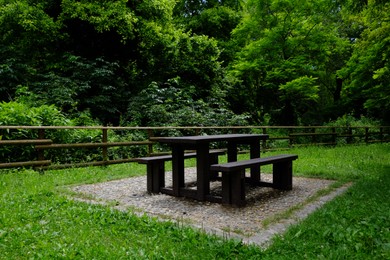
[151,134,269,202]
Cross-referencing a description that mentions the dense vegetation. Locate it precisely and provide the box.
[1,0,389,126]
[0,144,389,258]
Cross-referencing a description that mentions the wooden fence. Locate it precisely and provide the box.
[0,125,389,170]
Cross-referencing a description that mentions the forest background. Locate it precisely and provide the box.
[1,0,389,127]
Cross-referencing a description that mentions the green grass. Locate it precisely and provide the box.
[262,144,390,259]
[265,169,390,259]
[1,143,389,259]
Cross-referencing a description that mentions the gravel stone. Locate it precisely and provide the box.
[70,168,350,247]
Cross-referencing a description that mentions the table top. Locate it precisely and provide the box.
[150,134,268,144]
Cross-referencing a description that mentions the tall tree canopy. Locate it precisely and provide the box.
[0,0,228,125]
[0,0,389,126]
[340,0,390,121]
[229,0,350,124]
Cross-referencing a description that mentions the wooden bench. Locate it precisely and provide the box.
[135,149,226,193]
[210,154,298,207]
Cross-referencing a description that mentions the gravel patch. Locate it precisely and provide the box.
[71,168,350,247]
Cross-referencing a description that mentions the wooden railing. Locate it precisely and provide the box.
[0,125,389,170]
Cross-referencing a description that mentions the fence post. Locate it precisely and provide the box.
[312,127,317,144]
[262,127,267,150]
[347,127,353,144]
[102,129,108,163]
[365,127,369,143]
[289,128,294,147]
[147,129,154,156]
[37,129,45,161]
[332,127,336,145]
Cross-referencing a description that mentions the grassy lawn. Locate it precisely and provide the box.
[0,143,389,259]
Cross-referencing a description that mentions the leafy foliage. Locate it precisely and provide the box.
[0,101,71,163]
[174,2,243,63]
[229,0,351,125]
[0,101,69,127]
[127,79,249,127]
[339,1,390,123]
[0,100,145,163]
[29,55,129,124]
[0,0,389,126]
[60,0,137,39]
[0,0,225,125]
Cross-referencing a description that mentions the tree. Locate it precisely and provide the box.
[173,0,244,63]
[0,0,226,125]
[126,78,248,127]
[228,0,350,124]
[339,0,390,123]
[0,0,62,100]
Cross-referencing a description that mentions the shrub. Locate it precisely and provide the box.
[0,100,150,164]
[126,80,249,128]
[0,101,71,163]
[325,114,382,144]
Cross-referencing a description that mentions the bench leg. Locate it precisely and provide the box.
[249,141,261,184]
[273,161,293,190]
[172,146,185,197]
[209,153,220,181]
[221,172,231,204]
[146,162,165,193]
[222,170,246,207]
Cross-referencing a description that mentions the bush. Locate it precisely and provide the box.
[0,101,72,163]
[0,100,150,164]
[126,80,249,128]
[325,114,382,144]
[325,114,381,128]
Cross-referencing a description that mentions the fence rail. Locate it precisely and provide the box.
[1,125,389,170]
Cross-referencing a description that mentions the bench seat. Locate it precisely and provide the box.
[210,154,298,207]
[136,149,225,193]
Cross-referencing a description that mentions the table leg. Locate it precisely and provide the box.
[172,145,185,197]
[196,143,210,201]
[250,139,261,183]
[227,142,238,162]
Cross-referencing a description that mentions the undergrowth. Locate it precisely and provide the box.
[0,143,389,258]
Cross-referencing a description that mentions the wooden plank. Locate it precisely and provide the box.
[0,139,52,145]
[135,149,225,163]
[210,154,298,172]
[135,153,197,163]
[292,142,336,147]
[0,160,51,169]
[36,141,153,149]
[179,188,198,198]
[160,187,174,196]
[268,136,291,140]
[205,195,222,203]
[289,133,337,136]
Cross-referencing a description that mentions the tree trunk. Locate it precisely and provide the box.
[334,77,342,102]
